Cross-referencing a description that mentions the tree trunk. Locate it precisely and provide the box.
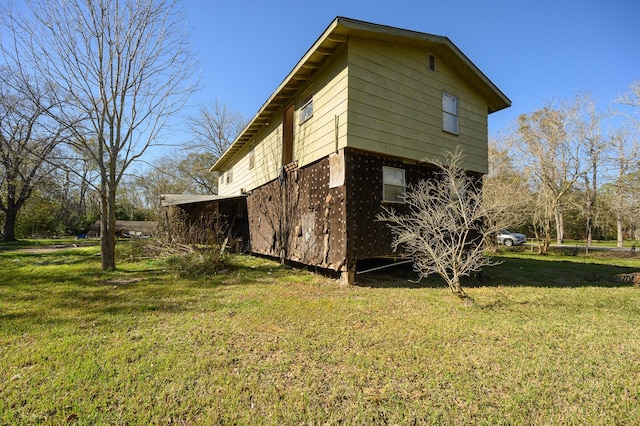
[554,205,564,245]
[1,206,18,242]
[0,187,23,242]
[99,189,117,270]
[617,214,624,248]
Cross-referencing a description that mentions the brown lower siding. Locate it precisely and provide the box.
[246,147,449,272]
[246,156,348,271]
[344,148,438,266]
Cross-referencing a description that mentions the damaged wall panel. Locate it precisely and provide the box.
[246,156,348,271]
[344,148,438,266]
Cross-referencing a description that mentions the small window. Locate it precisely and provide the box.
[442,92,458,134]
[382,167,406,203]
[300,88,313,124]
[220,173,225,186]
[248,148,255,169]
[300,98,313,123]
[428,54,436,72]
[226,168,233,184]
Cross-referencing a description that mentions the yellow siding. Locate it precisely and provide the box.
[217,119,284,196]
[217,35,494,195]
[294,47,349,167]
[347,37,490,173]
[218,47,349,196]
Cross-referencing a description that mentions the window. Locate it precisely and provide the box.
[428,54,436,72]
[300,97,313,124]
[382,167,406,203]
[226,167,233,184]
[220,173,225,186]
[248,148,255,169]
[442,92,458,134]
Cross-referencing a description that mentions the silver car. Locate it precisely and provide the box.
[497,229,527,246]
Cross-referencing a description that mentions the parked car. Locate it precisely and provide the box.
[497,229,527,246]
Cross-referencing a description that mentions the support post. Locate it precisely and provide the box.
[340,269,355,286]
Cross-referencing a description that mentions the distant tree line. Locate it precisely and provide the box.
[484,87,640,253]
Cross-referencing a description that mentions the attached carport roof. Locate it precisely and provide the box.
[160,193,246,207]
[210,16,512,173]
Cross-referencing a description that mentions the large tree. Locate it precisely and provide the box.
[0,67,68,241]
[187,100,247,158]
[512,99,585,252]
[2,0,198,269]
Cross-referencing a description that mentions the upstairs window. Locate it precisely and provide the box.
[226,167,233,184]
[248,148,255,169]
[300,98,313,123]
[442,92,458,134]
[300,88,314,124]
[382,167,406,203]
[428,54,436,72]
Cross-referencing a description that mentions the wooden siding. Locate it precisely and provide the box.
[295,47,349,166]
[246,156,348,271]
[217,47,349,197]
[343,148,440,264]
[347,37,490,173]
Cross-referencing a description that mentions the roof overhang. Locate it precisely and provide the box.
[211,17,512,173]
[160,193,246,207]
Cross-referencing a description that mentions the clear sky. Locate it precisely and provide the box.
[181,0,639,143]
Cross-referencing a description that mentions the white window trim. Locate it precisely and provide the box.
[248,148,255,169]
[382,166,406,203]
[300,97,313,124]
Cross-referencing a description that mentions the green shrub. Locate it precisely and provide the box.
[163,248,228,279]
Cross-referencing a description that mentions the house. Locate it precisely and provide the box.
[87,220,158,238]
[194,17,510,283]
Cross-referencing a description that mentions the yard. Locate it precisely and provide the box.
[1,241,639,424]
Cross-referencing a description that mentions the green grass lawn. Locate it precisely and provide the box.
[1,242,639,424]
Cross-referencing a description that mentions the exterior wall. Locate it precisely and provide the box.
[173,198,249,249]
[295,46,349,167]
[246,155,348,271]
[217,46,349,197]
[347,37,490,173]
[343,148,439,266]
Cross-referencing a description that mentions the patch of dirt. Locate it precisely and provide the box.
[11,243,94,254]
[103,278,144,286]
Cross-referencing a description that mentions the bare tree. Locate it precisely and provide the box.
[0,67,68,241]
[513,99,584,251]
[611,82,640,246]
[575,95,606,249]
[483,139,532,243]
[3,0,198,269]
[176,151,219,194]
[187,99,247,158]
[617,81,640,132]
[608,131,639,247]
[377,150,498,302]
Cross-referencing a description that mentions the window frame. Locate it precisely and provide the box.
[300,98,313,124]
[382,166,406,204]
[299,88,314,124]
[428,54,436,72]
[248,148,255,169]
[442,92,459,135]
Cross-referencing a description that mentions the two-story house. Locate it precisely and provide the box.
[182,17,510,284]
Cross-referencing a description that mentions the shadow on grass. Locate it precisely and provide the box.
[354,256,639,289]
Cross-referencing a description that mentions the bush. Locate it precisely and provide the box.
[163,248,228,279]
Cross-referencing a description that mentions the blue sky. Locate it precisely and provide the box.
[183,0,639,141]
